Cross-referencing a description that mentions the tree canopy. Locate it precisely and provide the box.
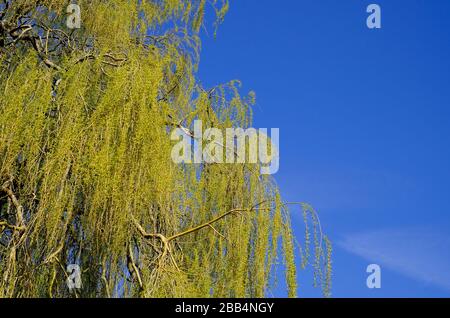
[0,0,331,298]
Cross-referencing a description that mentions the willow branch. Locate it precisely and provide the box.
[43,243,64,264]
[1,180,24,226]
[132,205,269,243]
[0,220,25,232]
[131,215,168,243]
[127,242,143,290]
[167,208,249,241]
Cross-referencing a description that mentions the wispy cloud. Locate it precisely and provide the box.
[338,227,450,292]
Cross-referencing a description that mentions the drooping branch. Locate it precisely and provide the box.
[0,220,25,233]
[130,204,272,281]
[1,179,24,227]
[167,207,250,241]
[127,242,143,290]
[131,205,270,243]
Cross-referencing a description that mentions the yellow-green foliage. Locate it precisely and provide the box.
[0,0,330,298]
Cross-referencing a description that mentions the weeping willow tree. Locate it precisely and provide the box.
[0,0,331,298]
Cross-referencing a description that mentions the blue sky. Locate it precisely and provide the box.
[198,0,450,297]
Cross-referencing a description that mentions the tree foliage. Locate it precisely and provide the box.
[0,0,331,297]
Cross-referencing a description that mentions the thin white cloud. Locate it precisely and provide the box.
[338,227,450,292]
